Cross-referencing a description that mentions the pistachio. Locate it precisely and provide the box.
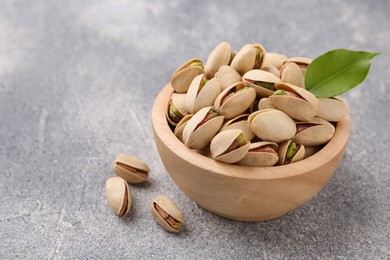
[293,117,335,146]
[174,114,193,142]
[242,69,282,97]
[249,109,296,143]
[316,96,349,122]
[210,129,251,164]
[214,65,242,90]
[186,74,221,114]
[105,176,132,216]
[258,97,275,110]
[170,58,204,93]
[182,106,224,149]
[166,93,188,127]
[261,52,289,70]
[220,114,255,141]
[260,65,280,78]
[238,141,279,167]
[280,62,305,88]
[204,42,233,79]
[214,82,256,119]
[285,57,312,75]
[230,44,266,75]
[151,195,184,233]
[278,140,305,165]
[113,154,150,183]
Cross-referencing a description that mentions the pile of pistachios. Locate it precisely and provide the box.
[166,42,349,166]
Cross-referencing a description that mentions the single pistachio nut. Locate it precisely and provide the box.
[238,141,279,167]
[186,74,221,114]
[210,129,251,164]
[285,57,312,76]
[270,82,318,121]
[260,52,289,70]
[293,117,336,146]
[214,82,256,119]
[170,58,204,93]
[214,65,242,90]
[182,106,224,149]
[166,93,188,127]
[278,140,305,165]
[220,114,255,141]
[258,97,275,110]
[248,109,296,143]
[230,44,266,75]
[260,65,280,78]
[280,62,305,88]
[316,96,349,122]
[204,42,234,79]
[242,69,282,97]
[105,176,132,216]
[113,154,150,183]
[151,195,184,233]
[174,114,193,142]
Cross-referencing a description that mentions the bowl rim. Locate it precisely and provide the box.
[152,83,350,180]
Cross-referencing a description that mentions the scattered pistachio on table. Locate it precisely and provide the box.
[151,195,184,233]
[105,176,132,216]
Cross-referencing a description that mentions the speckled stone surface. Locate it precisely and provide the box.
[0,0,389,259]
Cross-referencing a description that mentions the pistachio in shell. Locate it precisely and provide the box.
[113,154,149,183]
[174,114,193,142]
[278,140,305,165]
[260,65,280,78]
[213,82,256,119]
[204,42,234,79]
[210,129,250,164]
[170,58,204,93]
[258,97,275,110]
[293,117,335,146]
[230,44,266,75]
[238,141,279,167]
[214,65,242,90]
[242,69,282,97]
[182,106,224,149]
[166,93,188,127]
[105,176,132,216]
[270,82,318,122]
[280,62,305,88]
[316,96,349,122]
[151,195,184,233]
[186,74,221,114]
[286,57,312,75]
[248,109,296,143]
[260,52,289,70]
[220,114,255,141]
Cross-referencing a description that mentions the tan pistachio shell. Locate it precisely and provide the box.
[316,96,349,122]
[230,44,266,75]
[113,154,149,183]
[210,129,250,164]
[293,117,336,146]
[105,176,132,216]
[258,97,275,110]
[243,69,282,97]
[280,62,305,88]
[214,65,242,90]
[278,140,305,165]
[249,109,296,143]
[166,93,189,126]
[286,57,312,75]
[220,114,255,141]
[151,195,184,233]
[238,141,279,167]
[182,106,224,149]
[260,52,289,70]
[170,58,204,93]
[174,114,193,142]
[186,75,221,114]
[270,82,318,121]
[204,42,233,79]
[260,65,280,78]
[214,82,256,119]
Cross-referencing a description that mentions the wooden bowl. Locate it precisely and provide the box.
[152,84,350,221]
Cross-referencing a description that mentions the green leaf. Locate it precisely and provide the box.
[305,49,382,98]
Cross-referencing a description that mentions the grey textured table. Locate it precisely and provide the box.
[1,1,389,259]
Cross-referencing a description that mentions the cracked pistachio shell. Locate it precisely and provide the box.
[260,65,280,78]
[249,109,296,143]
[214,82,256,119]
[215,65,242,90]
[105,177,132,216]
[166,93,189,126]
[286,57,312,75]
[182,106,224,149]
[186,75,221,114]
[151,195,184,233]
[204,42,233,79]
[243,69,282,97]
[238,141,279,167]
[220,114,255,141]
[170,58,204,93]
[113,154,149,183]
[258,97,275,110]
[260,52,289,70]
[174,114,193,142]
[210,129,251,164]
[316,96,349,122]
[230,44,266,75]
[293,117,336,146]
[270,82,318,121]
[280,62,305,88]
[278,140,305,165]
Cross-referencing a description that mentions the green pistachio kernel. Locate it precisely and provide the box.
[254,81,275,91]
[273,90,287,96]
[235,133,248,146]
[286,142,299,160]
[169,104,183,122]
[190,61,203,68]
